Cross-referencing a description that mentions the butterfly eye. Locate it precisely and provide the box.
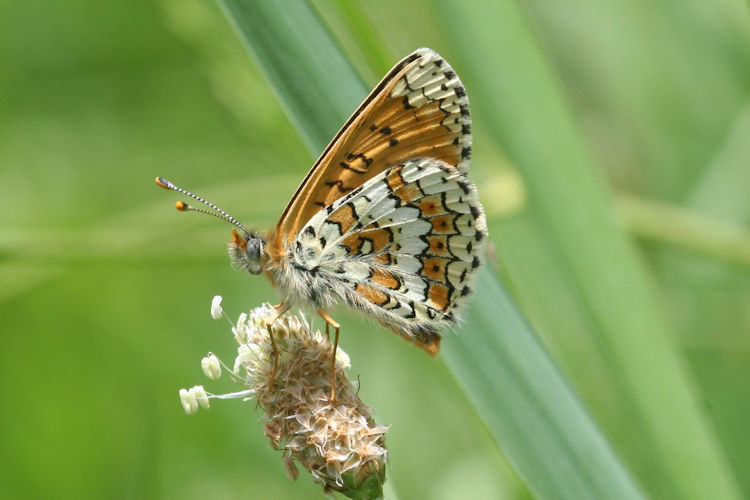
[244,237,264,275]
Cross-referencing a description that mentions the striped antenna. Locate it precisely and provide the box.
[154,177,250,236]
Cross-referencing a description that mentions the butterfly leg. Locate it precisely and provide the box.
[317,309,340,402]
[267,302,291,385]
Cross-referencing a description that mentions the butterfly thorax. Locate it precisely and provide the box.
[263,233,342,311]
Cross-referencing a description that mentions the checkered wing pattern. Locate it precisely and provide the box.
[291,158,487,355]
[269,48,472,255]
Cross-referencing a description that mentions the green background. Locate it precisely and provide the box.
[1,0,748,498]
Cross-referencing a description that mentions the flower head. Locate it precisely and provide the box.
[179,301,388,499]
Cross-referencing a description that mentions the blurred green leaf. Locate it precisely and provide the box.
[444,269,643,499]
[309,0,393,80]
[619,194,750,267]
[655,96,750,497]
[433,0,742,498]
[686,99,750,223]
[218,0,643,497]
[218,0,364,154]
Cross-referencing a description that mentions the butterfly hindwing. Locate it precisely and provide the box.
[292,158,486,355]
[269,48,473,254]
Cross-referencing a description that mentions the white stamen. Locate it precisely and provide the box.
[179,385,210,414]
[193,385,210,409]
[179,388,194,414]
[335,348,351,369]
[210,295,223,319]
[201,353,222,380]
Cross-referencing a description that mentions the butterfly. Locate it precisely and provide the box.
[157,48,486,392]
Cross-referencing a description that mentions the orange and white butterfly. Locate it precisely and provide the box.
[157,48,486,360]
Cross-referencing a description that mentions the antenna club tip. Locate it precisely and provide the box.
[155,177,171,190]
[175,201,188,211]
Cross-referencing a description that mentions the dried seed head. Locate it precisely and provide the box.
[179,300,388,499]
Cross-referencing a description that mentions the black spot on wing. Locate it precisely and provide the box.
[340,161,367,174]
[346,152,373,167]
[325,179,354,193]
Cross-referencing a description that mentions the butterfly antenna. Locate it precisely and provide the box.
[154,177,250,235]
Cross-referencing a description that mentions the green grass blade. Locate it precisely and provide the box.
[218,0,365,153]
[309,0,393,80]
[686,99,750,222]
[218,0,643,497]
[444,268,643,498]
[434,0,742,498]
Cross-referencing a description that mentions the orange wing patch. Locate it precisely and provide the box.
[371,268,400,290]
[373,252,393,266]
[355,283,388,306]
[422,256,449,281]
[431,214,458,234]
[360,228,393,251]
[327,203,358,235]
[386,165,406,191]
[425,235,451,257]
[419,196,445,217]
[413,328,441,357]
[428,283,452,311]
[340,227,393,256]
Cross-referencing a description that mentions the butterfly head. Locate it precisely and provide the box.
[229,229,266,275]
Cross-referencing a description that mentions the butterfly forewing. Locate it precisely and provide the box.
[269,48,473,254]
